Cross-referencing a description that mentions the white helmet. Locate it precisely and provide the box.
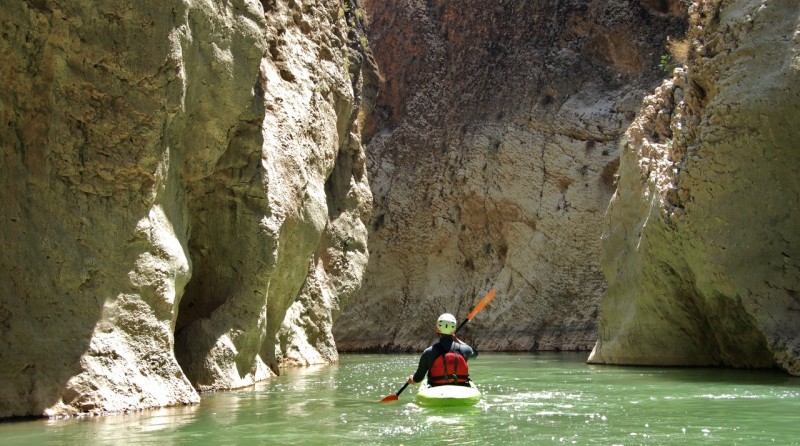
[436,313,457,334]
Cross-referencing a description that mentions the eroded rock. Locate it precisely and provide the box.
[334,0,687,352]
[589,0,800,375]
[0,0,375,417]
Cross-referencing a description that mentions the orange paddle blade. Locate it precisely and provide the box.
[379,382,409,402]
[466,289,496,320]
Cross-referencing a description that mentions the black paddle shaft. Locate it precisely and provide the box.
[396,382,409,396]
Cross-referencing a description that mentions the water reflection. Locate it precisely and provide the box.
[37,404,200,445]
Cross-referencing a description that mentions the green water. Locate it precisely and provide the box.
[1,353,799,445]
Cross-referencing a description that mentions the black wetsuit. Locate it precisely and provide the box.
[411,336,478,384]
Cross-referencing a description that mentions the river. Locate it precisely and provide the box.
[1,353,798,445]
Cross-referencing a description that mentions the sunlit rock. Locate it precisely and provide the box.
[589,0,800,375]
[0,0,375,417]
[334,0,687,352]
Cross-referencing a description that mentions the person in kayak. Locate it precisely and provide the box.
[406,313,478,387]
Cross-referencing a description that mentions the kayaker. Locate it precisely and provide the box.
[407,313,478,387]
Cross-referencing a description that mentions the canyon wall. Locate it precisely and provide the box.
[0,0,376,418]
[589,0,800,375]
[334,0,687,352]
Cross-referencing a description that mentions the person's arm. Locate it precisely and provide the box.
[407,349,431,383]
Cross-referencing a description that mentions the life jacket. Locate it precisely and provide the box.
[429,346,470,386]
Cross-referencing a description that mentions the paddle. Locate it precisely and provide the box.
[455,289,496,334]
[379,289,497,403]
[379,382,409,403]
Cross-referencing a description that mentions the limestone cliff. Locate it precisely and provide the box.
[0,0,376,418]
[334,0,687,352]
[589,0,800,375]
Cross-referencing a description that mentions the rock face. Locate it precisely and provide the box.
[334,0,687,352]
[0,0,376,418]
[589,0,800,375]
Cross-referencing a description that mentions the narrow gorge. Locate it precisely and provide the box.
[1,0,798,420]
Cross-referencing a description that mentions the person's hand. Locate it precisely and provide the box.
[407,375,416,384]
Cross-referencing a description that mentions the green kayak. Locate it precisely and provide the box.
[416,381,481,406]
